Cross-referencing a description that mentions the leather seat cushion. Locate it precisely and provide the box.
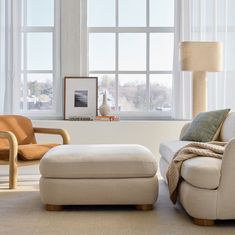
[181,157,222,189]
[0,144,58,161]
[40,144,157,179]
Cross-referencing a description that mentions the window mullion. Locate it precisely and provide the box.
[146,0,150,111]
[21,27,54,33]
[90,71,173,74]
[52,0,56,113]
[23,0,27,112]
[88,27,174,33]
[23,70,53,73]
[115,0,119,112]
[53,0,61,113]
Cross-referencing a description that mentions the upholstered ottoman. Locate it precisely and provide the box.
[39,144,158,211]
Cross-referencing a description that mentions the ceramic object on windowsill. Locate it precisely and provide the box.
[99,91,111,116]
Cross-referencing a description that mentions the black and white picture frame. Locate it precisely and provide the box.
[64,77,98,120]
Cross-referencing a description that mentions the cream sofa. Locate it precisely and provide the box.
[159,112,235,226]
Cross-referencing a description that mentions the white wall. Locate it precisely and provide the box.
[33,120,187,159]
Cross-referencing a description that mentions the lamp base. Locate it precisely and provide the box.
[192,71,207,117]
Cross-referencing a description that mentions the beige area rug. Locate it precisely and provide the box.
[0,165,235,235]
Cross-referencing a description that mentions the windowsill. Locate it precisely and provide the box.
[33,118,190,122]
[29,114,190,122]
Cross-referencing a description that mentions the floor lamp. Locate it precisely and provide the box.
[180,41,223,117]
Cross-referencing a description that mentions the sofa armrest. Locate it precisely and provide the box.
[179,122,191,139]
[221,138,235,170]
[220,138,235,176]
[0,131,18,188]
[217,138,235,217]
[33,127,70,145]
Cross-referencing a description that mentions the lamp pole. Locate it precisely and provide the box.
[192,71,207,117]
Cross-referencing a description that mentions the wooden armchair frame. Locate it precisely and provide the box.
[0,127,70,189]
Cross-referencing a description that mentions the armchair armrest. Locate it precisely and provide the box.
[0,131,18,189]
[33,127,70,145]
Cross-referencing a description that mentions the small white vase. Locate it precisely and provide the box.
[99,91,111,116]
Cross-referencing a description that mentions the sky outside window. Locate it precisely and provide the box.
[27,0,54,26]
[88,0,115,27]
[27,33,53,70]
[119,0,146,27]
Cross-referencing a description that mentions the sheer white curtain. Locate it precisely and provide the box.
[173,0,235,119]
[0,0,8,114]
[0,0,21,114]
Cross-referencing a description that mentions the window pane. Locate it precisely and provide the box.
[20,74,24,110]
[150,33,174,71]
[27,0,54,26]
[150,0,174,27]
[119,75,146,111]
[93,74,116,111]
[88,0,115,27]
[150,74,172,112]
[89,33,115,71]
[27,33,53,70]
[27,73,53,110]
[21,34,24,70]
[119,33,146,71]
[119,0,146,27]
[228,0,235,27]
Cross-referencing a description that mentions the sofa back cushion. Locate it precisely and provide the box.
[220,112,235,142]
[0,115,36,148]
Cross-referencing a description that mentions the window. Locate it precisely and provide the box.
[20,0,60,116]
[88,0,174,118]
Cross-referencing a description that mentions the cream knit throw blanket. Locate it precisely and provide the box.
[166,141,227,204]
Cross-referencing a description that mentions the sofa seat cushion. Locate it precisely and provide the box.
[159,140,192,164]
[40,144,157,179]
[0,144,58,161]
[181,157,222,189]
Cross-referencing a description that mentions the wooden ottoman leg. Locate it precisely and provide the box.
[135,204,154,211]
[45,204,63,211]
[193,218,215,226]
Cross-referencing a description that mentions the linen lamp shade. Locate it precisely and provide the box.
[180,42,223,72]
[180,41,223,117]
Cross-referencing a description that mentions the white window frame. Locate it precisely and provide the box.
[17,0,61,118]
[88,0,174,119]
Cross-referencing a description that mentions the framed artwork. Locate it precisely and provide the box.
[64,77,98,120]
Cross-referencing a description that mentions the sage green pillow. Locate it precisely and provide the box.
[181,109,230,142]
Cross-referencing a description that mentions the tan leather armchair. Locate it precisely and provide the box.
[0,115,70,189]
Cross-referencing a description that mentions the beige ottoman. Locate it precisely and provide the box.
[39,144,158,211]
